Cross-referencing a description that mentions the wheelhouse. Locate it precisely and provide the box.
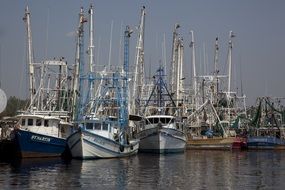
[18,115,60,129]
[145,115,175,125]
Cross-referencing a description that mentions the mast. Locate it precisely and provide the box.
[23,6,35,106]
[163,33,167,73]
[131,6,146,115]
[88,4,95,108]
[170,23,180,94]
[227,31,235,95]
[214,37,219,77]
[119,25,132,145]
[213,37,219,104]
[72,7,86,121]
[190,31,197,109]
[227,31,235,127]
[107,20,113,71]
[176,37,184,104]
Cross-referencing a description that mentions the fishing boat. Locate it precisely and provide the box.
[247,97,285,149]
[247,136,285,149]
[186,104,247,150]
[136,67,187,153]
[138,115,187,153]
[12,6,74,158]
[135,23,187,153]
[67,6,139,159]
[67,114,139,159]
[186,32,248,150]
[13,112,72,157]
[187,135,246,150]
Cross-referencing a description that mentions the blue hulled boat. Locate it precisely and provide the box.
[13,113,72,158]
[247,136,285,149]
[247,97,285,149]
[11,6,74,158]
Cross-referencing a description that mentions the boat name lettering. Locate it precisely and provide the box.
[31,135,51,142]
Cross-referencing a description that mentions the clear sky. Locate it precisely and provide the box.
[0,0,284,106]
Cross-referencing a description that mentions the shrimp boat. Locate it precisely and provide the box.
[136,67,187,153]
[67,6,139,159]
[139,115,187,153]
[247,97,285,149]
[13,111,72,158]
[67,113,139,159]
[12,6,74,158]
[186,32,247,150]
[67,69,139,159]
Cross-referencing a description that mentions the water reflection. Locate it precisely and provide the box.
[0,157,66,189]
[76,157,137,189]
[1,151,285,189]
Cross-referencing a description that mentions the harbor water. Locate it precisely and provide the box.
[1,150,285,189]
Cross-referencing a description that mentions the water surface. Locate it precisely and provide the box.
[1,150,285,189]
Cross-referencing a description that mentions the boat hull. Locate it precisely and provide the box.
[247,136,285,150]
[67,130,139,159]
[13,129,66,158]
[137,127,187,153]
[232,137,247,149]
[187,137,245,150]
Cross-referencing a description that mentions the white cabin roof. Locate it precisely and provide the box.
[145,115,175,119]
[15,114,60,121]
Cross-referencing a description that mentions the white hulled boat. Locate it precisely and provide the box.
[67,6,139,159]
[137,67,187,153]
[67,115,139,159]
[138,115,187,153]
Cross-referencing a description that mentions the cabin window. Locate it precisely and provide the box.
[28,119,33,126]
[166,117,174,123]
[149,118,159,124]
[160,118,166,124]
[94,123,101,130]
[146,117,174,124]
[36,119,42,126]
[86,123,93,130]
[21,119,26,126]
[102,123,108,131]
[44,120,49,127]
[145,119,152,125]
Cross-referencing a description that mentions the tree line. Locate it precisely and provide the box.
[0,96,29,119]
